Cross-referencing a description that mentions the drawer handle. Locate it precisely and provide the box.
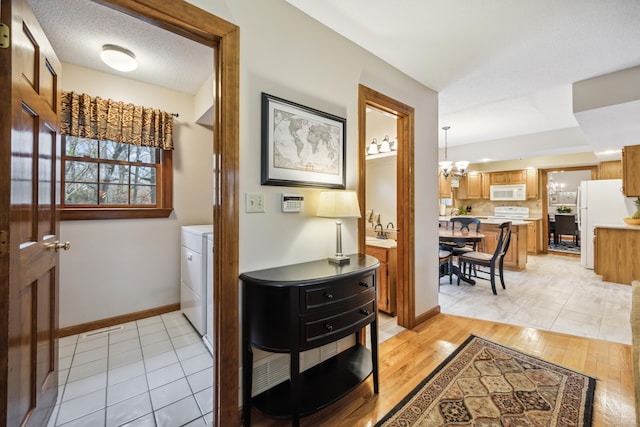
[360,309,370,316]
[359,282,370,288]
[323,292,334,299]
[325,323,334,332]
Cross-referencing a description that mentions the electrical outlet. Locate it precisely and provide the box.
[246,192,265,213]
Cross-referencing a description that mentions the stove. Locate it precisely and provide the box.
[488,206,530,220]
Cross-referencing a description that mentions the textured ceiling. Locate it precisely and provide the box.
[28,0,213,96]
[27,0,640,163]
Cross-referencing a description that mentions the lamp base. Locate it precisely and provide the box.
[328,254,350,265]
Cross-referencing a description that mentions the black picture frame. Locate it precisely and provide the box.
[261,92,346,189]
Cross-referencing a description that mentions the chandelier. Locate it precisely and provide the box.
[438,126,469,178]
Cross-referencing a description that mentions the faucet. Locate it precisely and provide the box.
[374,223,387,239]
[386,222,395,229]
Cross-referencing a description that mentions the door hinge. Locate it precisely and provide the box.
[0,24,9,49]
[0,230,7,255]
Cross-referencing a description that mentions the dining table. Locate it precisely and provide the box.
[438,228,485,285]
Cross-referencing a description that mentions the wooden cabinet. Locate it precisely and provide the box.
[365,245,397,316]
[490,170,526,185]
[622,145,640,196]
[240,255,380,426]
[526,220,541,254]
[480,223,527,271]
[526,168,539,199]
[599,160,622,180]
[439,174,452,198]
[457,172,484,199]
[594,226,640,285]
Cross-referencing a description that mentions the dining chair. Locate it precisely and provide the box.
[438,249,452,286]
[554,214,578,246]
[442,217,482,276]
[457,221,512,295]
[547,214,556,245]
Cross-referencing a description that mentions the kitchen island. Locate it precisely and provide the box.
[594,224,640,285]
[439,216,529,271]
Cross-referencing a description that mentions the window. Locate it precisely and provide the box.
[60,91,174,220]
[61,136,173,220]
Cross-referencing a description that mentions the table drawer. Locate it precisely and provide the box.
[302,273,375,312]
[302,299,375,348]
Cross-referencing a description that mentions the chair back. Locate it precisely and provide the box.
[547,214,555,233]
[493,221,512,261]
[450,217,480,232]
[555,214,576,235]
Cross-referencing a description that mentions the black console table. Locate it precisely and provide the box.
[240,254,380,426]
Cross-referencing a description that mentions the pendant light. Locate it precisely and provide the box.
[439,126,469,178]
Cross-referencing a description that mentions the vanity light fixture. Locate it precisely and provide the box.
[439,126,468,178]
[367,138,379,155]
[378,135,391,153]
[100,44,138,72]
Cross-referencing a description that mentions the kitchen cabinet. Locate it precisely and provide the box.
[240,255,379,426]
[526,219,541,254]
[439,173,452,198]
[366,244,396,316]
[622,145,640,196]
[457,172,484,199]
[594,226,640,285]
[599,160,622,180]
[490,170,526,185]
[480,222,527,271]
[526,168,539,199]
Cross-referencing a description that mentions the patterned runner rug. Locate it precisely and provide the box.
[376,335,595,426]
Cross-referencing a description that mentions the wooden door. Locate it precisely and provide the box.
[1,0,63,425]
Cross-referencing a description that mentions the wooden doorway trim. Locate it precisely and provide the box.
[541,166,597,254]
[92,1,240,425]
[358,85,416,329]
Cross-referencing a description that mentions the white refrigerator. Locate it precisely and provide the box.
[578,179,636,269]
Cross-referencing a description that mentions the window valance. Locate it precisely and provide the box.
[60,91,174,150]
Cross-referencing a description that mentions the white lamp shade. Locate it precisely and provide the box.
[100,44,137,72]
[317,191,361,218]
[455,160,470,171]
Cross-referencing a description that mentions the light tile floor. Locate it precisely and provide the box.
[48,311,213,427]
[439,253,632,345]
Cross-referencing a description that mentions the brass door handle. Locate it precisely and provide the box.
[45,241,71,252]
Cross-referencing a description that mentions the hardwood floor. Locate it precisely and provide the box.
[249,313,635,426]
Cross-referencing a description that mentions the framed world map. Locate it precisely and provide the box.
[261,92,346,189]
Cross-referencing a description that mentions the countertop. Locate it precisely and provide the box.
[365,237,397,248]
[438,216,533,226]
[593,223,640,230]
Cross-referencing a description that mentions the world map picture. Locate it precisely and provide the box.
[272,108,341,176]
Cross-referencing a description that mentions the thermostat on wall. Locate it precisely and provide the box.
[282,193,304,212]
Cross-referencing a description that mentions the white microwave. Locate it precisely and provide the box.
[490,184,526,201]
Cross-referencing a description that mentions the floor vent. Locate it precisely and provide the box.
[81,325,124,339]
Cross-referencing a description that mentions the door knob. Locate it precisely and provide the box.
[45,241,71,252]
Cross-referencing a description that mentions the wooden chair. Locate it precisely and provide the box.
[439,249,452,286]
[441,217,481,277]
[554,214,578,245]
[457,221,512,295]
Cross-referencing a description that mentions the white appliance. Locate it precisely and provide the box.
[488,206,530,220]
[578,179,635,269]
[180,225,213,336]
[204,233,214,354]
[490,184,527,201]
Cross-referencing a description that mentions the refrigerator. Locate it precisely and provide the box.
[578,179,636,269]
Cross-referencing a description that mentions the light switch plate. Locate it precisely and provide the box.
[246,192,265,213]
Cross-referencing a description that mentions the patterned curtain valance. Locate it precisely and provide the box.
[60,91,174,150]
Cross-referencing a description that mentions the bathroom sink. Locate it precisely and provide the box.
[365,237,397,248]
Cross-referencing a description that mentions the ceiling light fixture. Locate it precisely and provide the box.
[100,44,137,72]
[439,126,469,178]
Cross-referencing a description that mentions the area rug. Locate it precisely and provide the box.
[375,335,595,427]
[548,241,581,255]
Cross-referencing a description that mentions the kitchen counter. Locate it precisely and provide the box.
[594,225,640,285]
[438,216,532,226]
[592,223,640,230]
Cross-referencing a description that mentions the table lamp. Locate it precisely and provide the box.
[317,190,361,264]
